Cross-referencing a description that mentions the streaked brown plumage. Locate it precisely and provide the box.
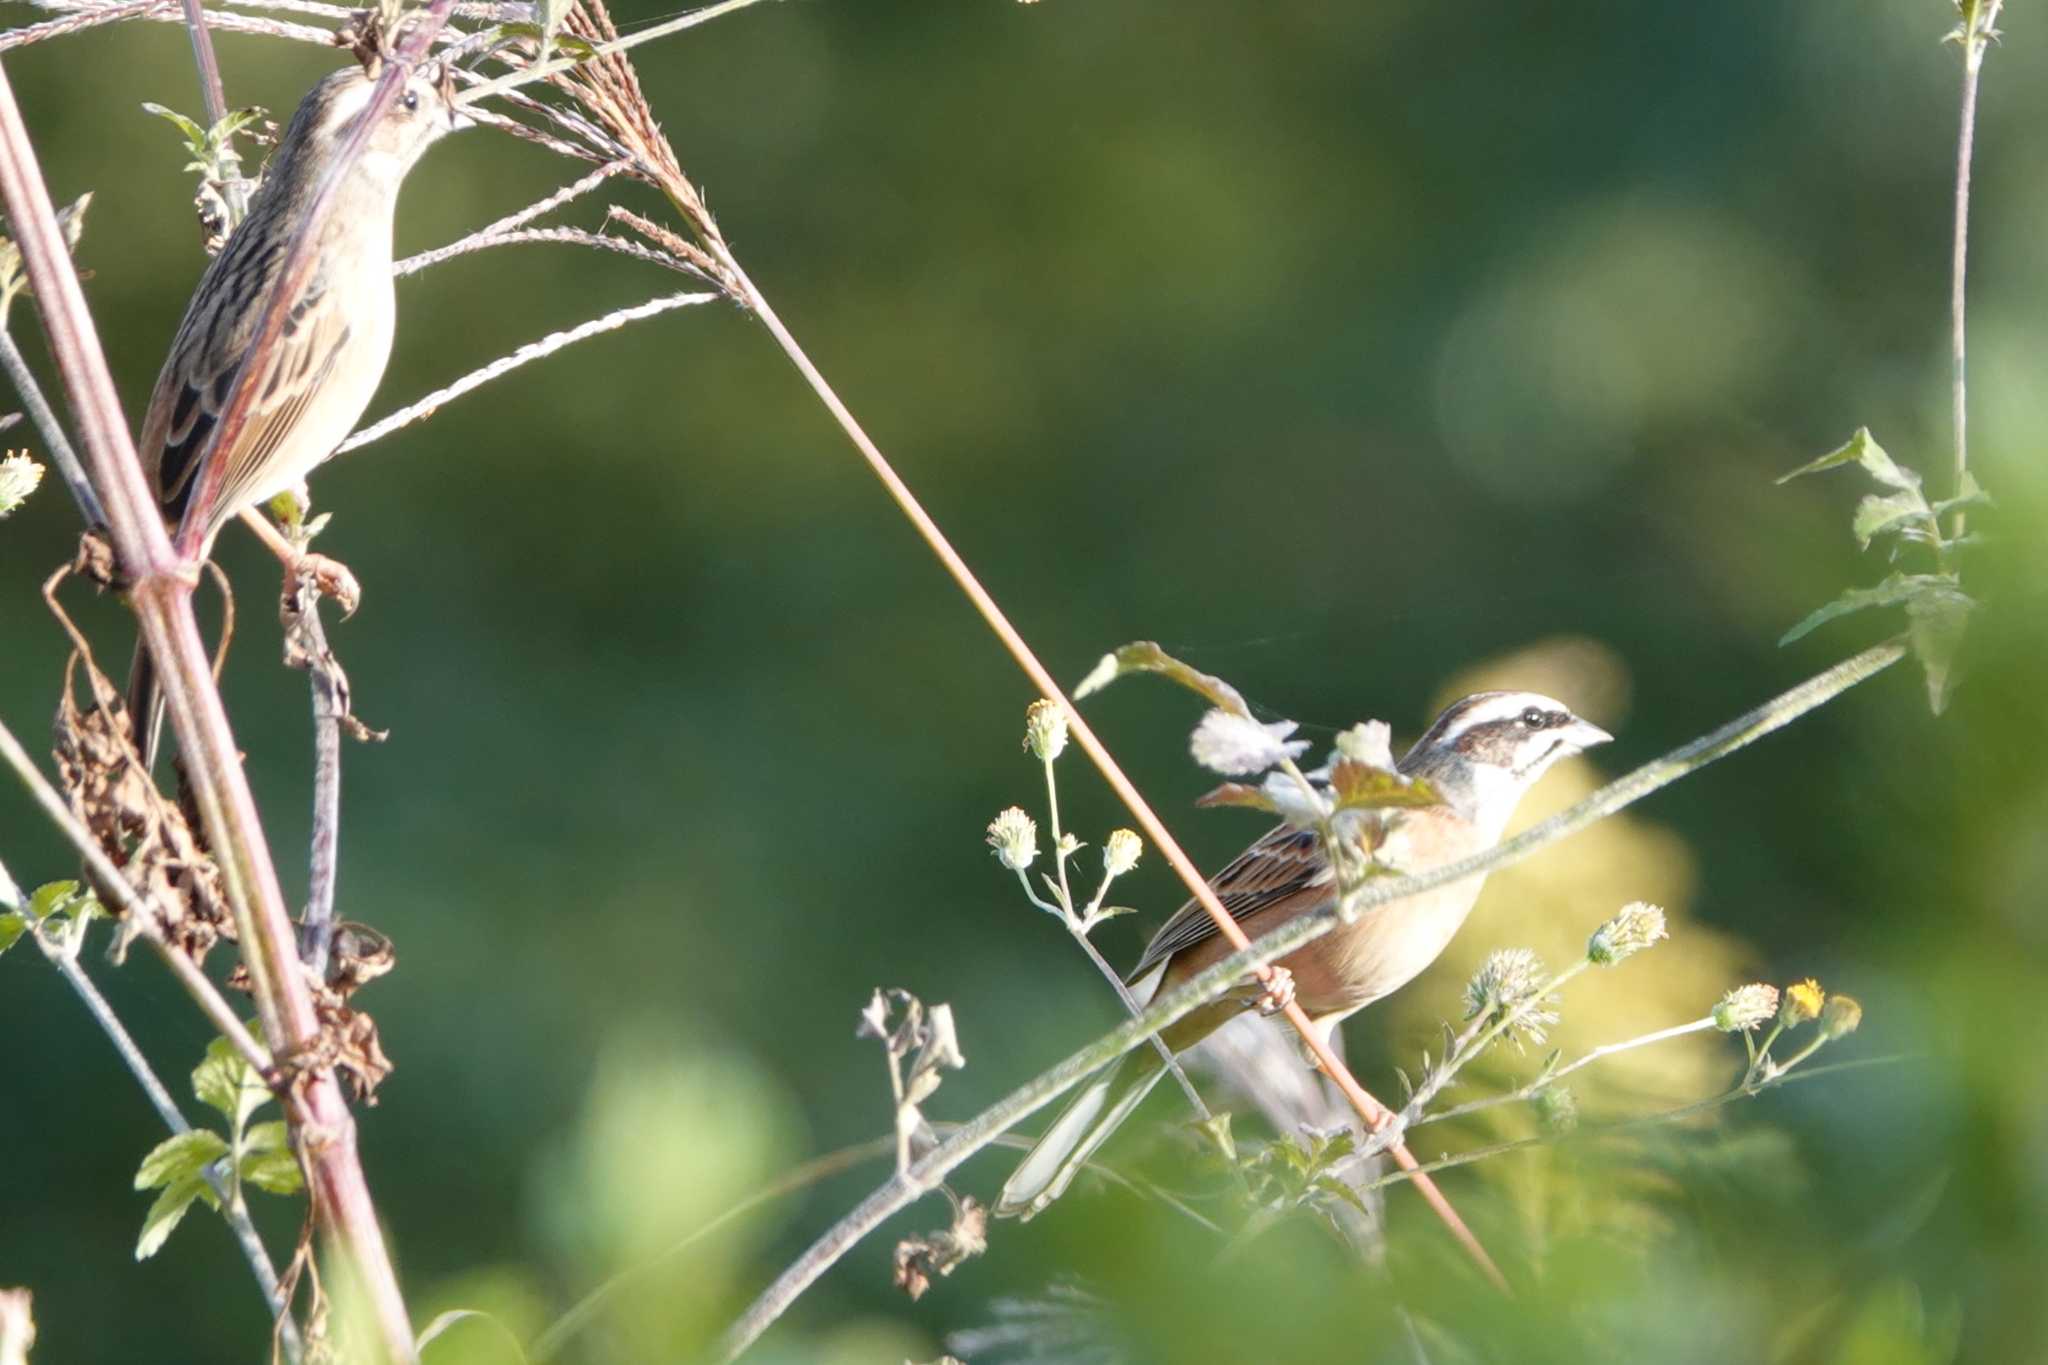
[127,65,464,762]
[997,690,1612,1219]
[139,64,465,553]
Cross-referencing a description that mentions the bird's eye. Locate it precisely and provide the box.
[1520,707,1547,728]
[401,91,421,113]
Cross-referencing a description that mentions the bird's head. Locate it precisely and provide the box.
[289,65,470,185]
[1398,691,1612,836]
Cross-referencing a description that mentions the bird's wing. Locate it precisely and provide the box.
[1127,824,1333,982]
[143,254,347,535]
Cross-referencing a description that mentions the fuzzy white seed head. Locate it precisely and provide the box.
[1023,698,1068,763]
[986,807,1038,872]
[1587,901,1668,966]
[1712,983,1779,1033]
[0,452,43,517]
[1101,828,1142,879]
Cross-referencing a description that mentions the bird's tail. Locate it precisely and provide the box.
[995,1043,1169,1221]
[124,637,166,771]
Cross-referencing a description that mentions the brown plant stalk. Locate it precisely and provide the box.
[0,54,423,1365]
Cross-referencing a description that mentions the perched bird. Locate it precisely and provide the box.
[127,64,466,760]
[139,64,467,553]
[996,690,1612,1220]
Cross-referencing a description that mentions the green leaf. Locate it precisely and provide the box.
[141,101,207,152]
[27,879,80,922]
[1932,471,1992,516]
[134,1172,217,1260]
[1073,641,1251,714]
[1907,591,1972,716]
[237,1149,304,1197]
[192,1036,270,1129]
[134,1128,228,1191]
[1777,427,1919,492]
[1778,574,1968,646]
[1328,760,1441,811]
[0,912,25,958]
[1851,490,1931,549]
[1193,781,1279,813]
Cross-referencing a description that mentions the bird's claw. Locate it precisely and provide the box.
[1254,966,1296,1017]
[287,552,361,618]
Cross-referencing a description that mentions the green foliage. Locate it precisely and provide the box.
[131,1037,301,1261]
[0,879,106,960]
[1778,428,1981,713]
[140,102,263,181]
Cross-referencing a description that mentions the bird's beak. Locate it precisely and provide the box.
[1564,717,1614,751]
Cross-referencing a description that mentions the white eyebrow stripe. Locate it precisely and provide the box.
[1431,691,1569,742]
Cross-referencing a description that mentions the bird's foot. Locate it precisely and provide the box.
[1254,966,1296,1017]
[289,552,361,618]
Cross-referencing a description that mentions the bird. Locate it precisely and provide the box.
[995,690,1612,1220]
[139,63,468,554]
[126,63,467,761]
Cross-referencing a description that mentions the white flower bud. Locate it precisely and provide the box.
[985,807,1038,872]
[1101,828,1142,879]
[1712,983,1779,1033]
[1587,901,1668,965]
[1023,698,1068,763]
[0,452,43,518]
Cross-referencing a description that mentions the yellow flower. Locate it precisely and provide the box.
[1780,978,1824,1027]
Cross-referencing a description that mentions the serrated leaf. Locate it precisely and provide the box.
[1328,760,1441,811]
[192,1036,270,1129]
[1777,427,1918,491]
[1071,641,1251,714]
[0,912,25,957]
[134,1128,228,1190]
[1778,574,1967,646]
[134,1172,217,1259]
[27,879,80,921]
[1907,592,1972,716]
[237,1147,304,1197]
[1194,782,1280,812]
[1851,490,1931,549]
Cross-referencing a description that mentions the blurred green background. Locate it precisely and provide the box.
[2,0,2045,1360]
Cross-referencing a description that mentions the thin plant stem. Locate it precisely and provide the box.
[530,1126,1209,1364]
[713,638,1905,1359]
[0,60,420,1361]
[26,933,300,1362]
[299,594,343,976]
[0,328,103,527]
[457,0,787,103]
[392,224,692,278]
[1418,1016,1718,1130]
[1360,1053,1907,1195]
[334,290,713,454]
[1948,0,2003,539]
